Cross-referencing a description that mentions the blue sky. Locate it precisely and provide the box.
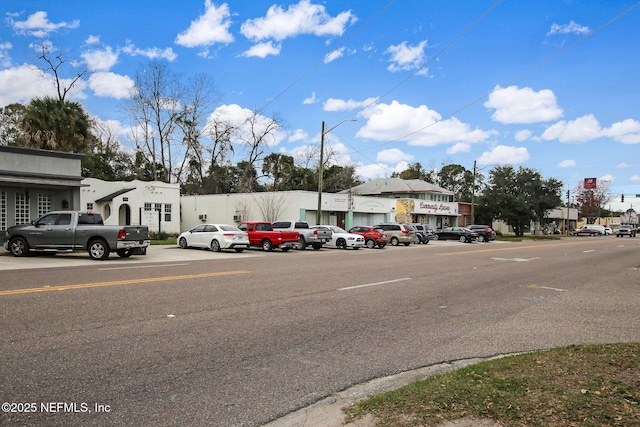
[1,0,639,210]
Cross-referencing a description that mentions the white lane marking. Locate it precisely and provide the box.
[583,250,596,253]
[98,263,190,271]
[491,257,540,262]
[338,277,411,291]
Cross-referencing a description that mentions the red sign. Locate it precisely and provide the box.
[584,178,596,189]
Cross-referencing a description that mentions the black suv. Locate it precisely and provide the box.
[467,225,496,242]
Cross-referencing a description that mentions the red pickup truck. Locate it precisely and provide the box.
[238,221,300,252]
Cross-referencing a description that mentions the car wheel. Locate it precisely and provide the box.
[210,239,221,252]
[391,237,400,246]
[336,238,346,249]
[404,242,411,246]
[116,249,132,258]
[378,243,386,249]
[281,247,290,252]
[312,244,322,250]
[261,239,273,252]
[432,235,439,241]
[88,238,110,260]
[459,236,466,243]
[477,235,485,242]
[298,236,306,250]
[365,239,376,249]
[9,237,29,257]
[179,237,188,249]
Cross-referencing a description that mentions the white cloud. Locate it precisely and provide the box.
[175,0,234,48]
[558,160,576,168]
[631,175,640,182]
[0,42,12,67]
[540,115,640,144]
[603,118,640,144]
[323,97,377,112]
[514,129,532,141]
[207,104,287,148]
[323,47,344,64]
[241,41,281,58]
[600,174,614,183]
[10,11,79,38]
[303,92,318,105]
[547,20,589,36]
[485,85,563,124]
[240,0,355,42]
[386,40,428,74]
[122,43,177,61]
[0,64,56,105]
[616,162,631,169]
[88,72,134,99]
[356,100,497,147]
[477,145,530,165]
[288,128,308,142]
[85,35,100,45]
[447,143,471,154]
[81,46,118,72]
[355,163,392,180]
[376,148,413,163]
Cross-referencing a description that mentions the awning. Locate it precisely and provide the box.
[95,188,134,202]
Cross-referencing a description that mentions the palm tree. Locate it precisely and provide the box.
[22,96,91,153]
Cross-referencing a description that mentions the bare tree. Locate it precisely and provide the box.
[254,193,287,223]
[232,199,252,223]
[236,111,282,192]
[36,44,86,102]
[127,60,182,182]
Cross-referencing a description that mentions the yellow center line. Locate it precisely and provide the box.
[0,270,251,296]
[435,240,593,256]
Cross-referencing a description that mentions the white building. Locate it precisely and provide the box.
[180,190,393,232]
[80,178,181,235]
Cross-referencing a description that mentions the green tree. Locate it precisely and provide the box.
[22,97,91,152]
[0,103,28,146]
[322,164,362,193]
[392,162,429,180]
[478,165,563,236]
[437,164,474,202]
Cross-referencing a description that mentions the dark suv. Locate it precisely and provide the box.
[467,225,496,242]
[411,223,433,244]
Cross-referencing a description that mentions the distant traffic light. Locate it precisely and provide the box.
[621,194,624,202]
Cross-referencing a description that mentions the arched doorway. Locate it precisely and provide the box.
[118,204,131,225]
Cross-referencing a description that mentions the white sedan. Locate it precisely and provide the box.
[311,225,365,249]
[177,224,250,252]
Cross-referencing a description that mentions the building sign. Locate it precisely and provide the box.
[584,177,597,189]
[395,199,458,221]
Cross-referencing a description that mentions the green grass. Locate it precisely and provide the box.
[344,343,640,427]
[496,234,563,242]
[150,236,177,245]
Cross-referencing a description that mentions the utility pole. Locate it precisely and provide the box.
[470,160,476,225]
[317,121,325,225]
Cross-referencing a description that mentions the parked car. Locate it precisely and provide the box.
[433,227,479,243]
[348,226,389,249]
[616,224,637,237]
[466,224,496,242]
[572,225,604,236]
[310,225,365,249]
[411,223,433,244]
[604,227,613,235]
[272,220,332,250]
[4,211,149,260]
[238,221,299,252]
[178,224,250,252]
[373,223,417,246]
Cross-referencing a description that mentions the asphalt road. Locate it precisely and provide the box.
[1,237,639,426]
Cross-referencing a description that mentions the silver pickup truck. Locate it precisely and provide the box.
[271,220,332,250]
[4,211,150,260]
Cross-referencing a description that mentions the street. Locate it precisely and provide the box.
[1,238,639,426]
